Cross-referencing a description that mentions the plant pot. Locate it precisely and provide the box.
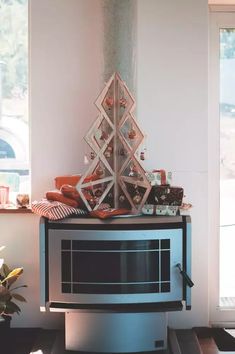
[0,315,11,329]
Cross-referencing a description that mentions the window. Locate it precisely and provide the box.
[219,28,235,307]
[0,138,15,158]
[0,0,29,204]
[210,10,235,325]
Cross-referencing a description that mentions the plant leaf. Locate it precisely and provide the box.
[0,285,11,301]
[1,264,11,277]
[12,293,26,302]
[0,303,6,315]
[10,285,27,292]
[2,268,23,285]
[4,301,21,315]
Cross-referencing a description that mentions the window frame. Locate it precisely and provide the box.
[0,0,30,207]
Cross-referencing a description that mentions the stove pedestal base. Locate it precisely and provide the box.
[65,311,167,353]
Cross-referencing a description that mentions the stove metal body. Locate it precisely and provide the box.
[40,215,192,353]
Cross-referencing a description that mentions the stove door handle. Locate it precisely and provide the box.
[176,263,194,288]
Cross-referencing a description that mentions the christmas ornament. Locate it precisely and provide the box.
[108,192,113,199]
[95,165,104,177]
[120,97,127,108]
[119,148,126,156]
[94,188,103,198]
[84,154,89,164]
[119,195,125,203]
[90,151,96,160]
[128,127,137,140]
[129,164,138,177]
[133,194,142,205]
[100,130,108,141]
[140,151,145,161]
[104,146,113,158]
[105,97,114,109]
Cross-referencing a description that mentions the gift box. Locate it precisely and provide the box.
[54,174,98,190]
[142,204,179,216]
[145,170,172,186]
[155,205,178,216]
[142,204,155,215]
[147,186,184,206]
[54,174,81,189]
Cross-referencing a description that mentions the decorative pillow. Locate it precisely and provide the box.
[32,199,87,220]
[60,184,82,202]
[60,184,95,205]
[46,191,79,208]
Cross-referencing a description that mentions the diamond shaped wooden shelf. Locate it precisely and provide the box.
[76,73,151,213]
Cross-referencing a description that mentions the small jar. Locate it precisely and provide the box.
[16,194,30,208]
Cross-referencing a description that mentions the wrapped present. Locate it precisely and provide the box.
[156,205,178,216]
[142,204,178,216]
[142,204,155,215]
[54,174,99,190]
[179,203,192,216]
[145,169,172,186]
[55,175,81,189]
[147,185,184,206]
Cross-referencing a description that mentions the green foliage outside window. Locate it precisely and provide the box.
[220,29,235,59]
[0,0,28,99]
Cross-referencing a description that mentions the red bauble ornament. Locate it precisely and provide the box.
[105,97,114,108]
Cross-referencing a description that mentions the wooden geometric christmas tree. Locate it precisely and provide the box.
[76,72,151,213]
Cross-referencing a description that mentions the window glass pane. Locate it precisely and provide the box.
[0,138,15,158]
[220,28,235,306]
[0,0,29,204]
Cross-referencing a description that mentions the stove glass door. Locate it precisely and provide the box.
[61,239,170,294]
[49,229,182,304]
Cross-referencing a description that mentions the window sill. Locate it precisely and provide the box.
[0,207,32,214]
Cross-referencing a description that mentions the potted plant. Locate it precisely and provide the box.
[0,246,27,327]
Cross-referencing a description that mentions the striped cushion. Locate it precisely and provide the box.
[32,199,87,220]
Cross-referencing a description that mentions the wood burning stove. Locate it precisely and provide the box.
[40,215,193,352]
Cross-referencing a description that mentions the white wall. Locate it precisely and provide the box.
[30,0,104,199]
[137,0,208,327]
[1,0,104,328]
[1,0,208,329]
[0,214,63,328]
